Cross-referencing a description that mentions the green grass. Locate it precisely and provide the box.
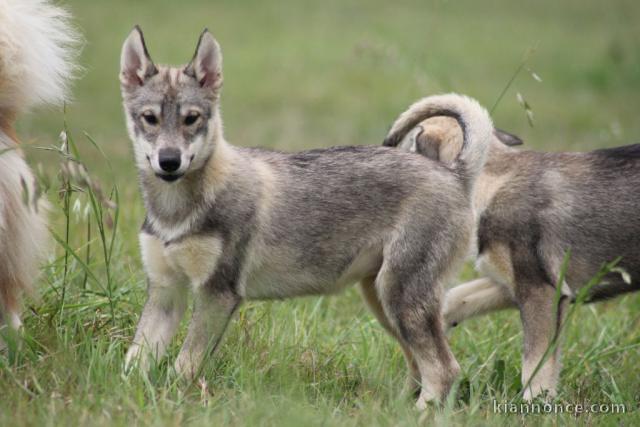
[4,0,640,425]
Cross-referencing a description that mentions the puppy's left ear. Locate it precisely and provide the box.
[184,29,223,92]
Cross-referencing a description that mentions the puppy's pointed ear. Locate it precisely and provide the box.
[184,29,223,91]
[120,26,158,89]
[494,128,524,146]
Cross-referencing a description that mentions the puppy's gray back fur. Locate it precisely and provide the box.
[252,146,469,291]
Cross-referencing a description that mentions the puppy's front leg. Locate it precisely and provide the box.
[174,287,240,379]
[126,283,188,371]
[125,233,188,371]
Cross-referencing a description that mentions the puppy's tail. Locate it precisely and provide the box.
[582,278,639,304]
[0,0,81,120]
[383,93,493,193]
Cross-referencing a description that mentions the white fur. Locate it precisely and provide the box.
[0,135,50,344]
[0,140,49,279]
[0,0,80,112]
[0,0,79,342]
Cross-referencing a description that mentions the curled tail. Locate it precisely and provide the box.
[0,0,81,117]
[383,93,493,193]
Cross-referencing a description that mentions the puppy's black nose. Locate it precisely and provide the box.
[158,148,182,173]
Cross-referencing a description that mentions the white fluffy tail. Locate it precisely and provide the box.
[0,0,81,115]
[383,93,493,193]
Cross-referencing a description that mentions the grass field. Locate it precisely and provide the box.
[4,0,640,425]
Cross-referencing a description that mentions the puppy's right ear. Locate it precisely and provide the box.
[120,26,158,89]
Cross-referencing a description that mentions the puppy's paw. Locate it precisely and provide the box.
[174,353,199,380]
[523,386,557,402]
[415,389,438,411]
[124,344,151,373]
[402,376,421,399]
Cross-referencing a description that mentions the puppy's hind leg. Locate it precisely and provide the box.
[443,278,516,329]
[376,262,460,409]
[359,276,421,396]
[518,281,567,400]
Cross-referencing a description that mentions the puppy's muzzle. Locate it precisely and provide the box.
[157,148,184,182]
[159,148,182,172]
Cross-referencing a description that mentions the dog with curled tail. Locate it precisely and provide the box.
[386,114,639,400]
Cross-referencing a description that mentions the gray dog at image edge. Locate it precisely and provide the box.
[119,26,497,408]
[384,115,640,400]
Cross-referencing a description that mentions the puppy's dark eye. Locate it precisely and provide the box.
[142,112,158,125]
[184,112,200,126]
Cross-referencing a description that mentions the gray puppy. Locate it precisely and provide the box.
[384,115,639,400]
[119,27,496,407]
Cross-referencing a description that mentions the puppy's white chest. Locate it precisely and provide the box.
[165,235,223,288]
[140,232,223,289]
